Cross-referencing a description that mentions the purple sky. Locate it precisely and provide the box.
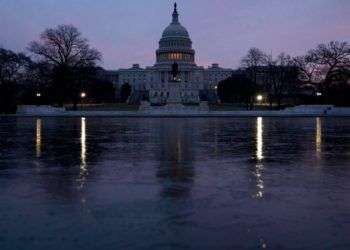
[1,0,349,69]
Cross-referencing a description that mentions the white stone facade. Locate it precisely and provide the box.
[113,3,233,104]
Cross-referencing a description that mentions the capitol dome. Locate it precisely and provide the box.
[156,3,195,65]
[162,12,190,38]
[162,23,189,38]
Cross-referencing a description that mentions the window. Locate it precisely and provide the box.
[167,53,185,61]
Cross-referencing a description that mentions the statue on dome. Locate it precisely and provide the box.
[172,2,179,23]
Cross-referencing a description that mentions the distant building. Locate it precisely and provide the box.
[106,3,233,104]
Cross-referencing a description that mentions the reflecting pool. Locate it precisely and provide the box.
[1,117,350,249]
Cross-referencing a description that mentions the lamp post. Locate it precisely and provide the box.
[256,94,263,102]
[80,92,86,110]
[36,92,42,106]
[256,94,263,109]
[316,92,322,104]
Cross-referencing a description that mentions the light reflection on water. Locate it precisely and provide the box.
[1,117,350,249]
[35,118,42,158]
[79,117,88,188]
[255,117,264,198]
[316,117,322,158]
[80,117,87,168]
[256,117,264,161]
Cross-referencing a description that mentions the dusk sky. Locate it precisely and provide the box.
[1,0,349,69]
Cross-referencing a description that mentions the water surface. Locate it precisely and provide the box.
[1,117,350,249]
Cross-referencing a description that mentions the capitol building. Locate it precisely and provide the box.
[111,3,233,104]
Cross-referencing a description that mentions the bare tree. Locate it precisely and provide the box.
[292,55,321,85]
[0,48,30,86]
[241,48,267,109]
[241,48,267,82]
[307,41,350,93]
[28,24,102,107]
[29,24,101,68]
[241,48,267,67]
[266,53,299,108]
[25,61,53,103]
[0,48,31,113]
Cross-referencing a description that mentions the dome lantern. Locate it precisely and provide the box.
[172,3,179,24]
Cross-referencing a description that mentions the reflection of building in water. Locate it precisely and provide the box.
[255,117,264,198]
[316,118,322,158]
[156,120,195,198]
[36,119,42,158]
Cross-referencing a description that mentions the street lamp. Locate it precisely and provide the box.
[35,92,42,106]
[256,94,263,102]
[316,92,322,97]
[79,92,87,110]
